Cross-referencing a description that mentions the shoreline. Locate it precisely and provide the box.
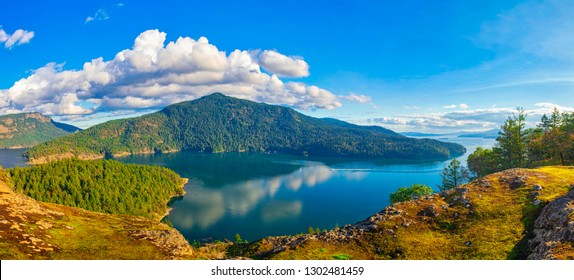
[159,177,189,222]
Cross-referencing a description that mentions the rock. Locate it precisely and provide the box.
[465,203,471,208]
[402,222,410,227]
[531,191,541,198]
[476,178,492,188]
[510,176,527,189]
[418,205,439,217]
[533,199,541,205]
[533,185,543,191]
[528,189,574,259]
[457,187,469,195]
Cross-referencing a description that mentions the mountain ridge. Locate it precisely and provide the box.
[0,112,81,149]
[26,93,465,163]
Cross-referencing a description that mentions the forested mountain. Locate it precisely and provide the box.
[0,112,80,149]
[26,93,465,163]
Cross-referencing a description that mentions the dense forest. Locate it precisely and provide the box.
[0,112,80,148]
[8,159,186,219]
[26,93,465,162]
[468,108,574,177]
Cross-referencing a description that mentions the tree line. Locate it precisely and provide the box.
[9,159,186,219]
[468,108,574,177]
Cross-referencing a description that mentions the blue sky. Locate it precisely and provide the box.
[1,0,573,132]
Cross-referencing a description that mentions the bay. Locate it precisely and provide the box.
[118,136,495,243]
[0,137,495,243]
[0,148,29,169]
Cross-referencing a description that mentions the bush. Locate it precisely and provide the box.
[389,183,434,204]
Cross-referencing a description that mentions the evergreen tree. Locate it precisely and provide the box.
[439,159,469,191]
[467,147,498,178]
[496,107,528,168]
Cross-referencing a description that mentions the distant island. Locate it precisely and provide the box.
[25,93,465,163]
[0,112,80,149]
[458,129,500,139]
[400,132,449,137]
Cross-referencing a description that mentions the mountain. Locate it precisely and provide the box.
[26,93,465,163]
[0,112,81,149]
[458,129,500,139]
[400,132,448,137]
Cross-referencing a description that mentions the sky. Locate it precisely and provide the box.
[1,0,574,132]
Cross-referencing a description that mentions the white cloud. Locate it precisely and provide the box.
[340,92,372,104]
[85,8,110,24]
[0,29,341,119]
[444,103,469,109]
[0,28,34,48]
[258,50,310,78]
[368,103,574,133]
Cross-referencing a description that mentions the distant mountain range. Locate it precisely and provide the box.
[400,132,449,137]
[0,112,80,149]
[26,93,465,163]
[401,129,500,139]
[458,129,500,139]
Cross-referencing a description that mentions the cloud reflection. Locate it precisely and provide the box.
[169,165,334,230]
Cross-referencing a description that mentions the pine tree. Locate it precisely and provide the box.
[496,107,528,168]
[439,159,469,191]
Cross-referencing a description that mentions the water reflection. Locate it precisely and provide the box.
[119,137,496,242]
[169,165,334,231]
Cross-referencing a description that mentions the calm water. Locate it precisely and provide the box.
[119,136,495,242]
[0,137,494,243]
[0,148,29,168]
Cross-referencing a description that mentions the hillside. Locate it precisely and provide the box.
[0,168,194,260]
[8,159,187,220]
[0,112,80,149]
[26,93,465,163]
[236,166,574,260]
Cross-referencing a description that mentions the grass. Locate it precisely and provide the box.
[0,169,195,260]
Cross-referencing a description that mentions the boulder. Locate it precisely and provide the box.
[528,189,574,259]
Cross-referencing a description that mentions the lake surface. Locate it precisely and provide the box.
[0,148,29,169]
[0,136,495,243]
[118,135,495,243]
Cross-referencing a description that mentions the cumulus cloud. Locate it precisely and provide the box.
[369,103,574,133]
[0,29,342,118]
[340,92,372,104]
[258,50,310,78]
[0,28,34,48]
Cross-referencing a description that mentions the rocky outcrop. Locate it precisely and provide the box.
[528,188,574,260]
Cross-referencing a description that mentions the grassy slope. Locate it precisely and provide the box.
[0,169,198,260]
[241,166,574,260]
